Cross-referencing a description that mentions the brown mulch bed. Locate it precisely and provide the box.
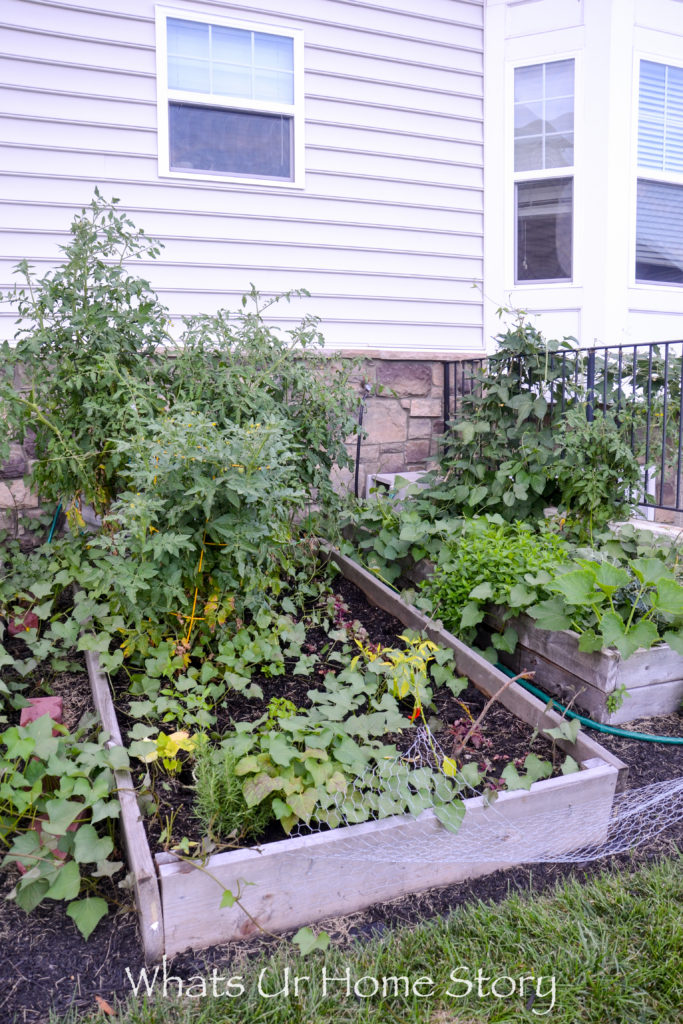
[1,577,681,1024]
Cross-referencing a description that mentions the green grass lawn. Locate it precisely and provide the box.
[56,854,682,1024]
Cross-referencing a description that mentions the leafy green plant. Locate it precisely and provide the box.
[166,285,360,521]
[129,729,196,776]
[0,712,127,938]
[555,406,644,538]
[529,555,683,658]
[192,738,273,843]
[431,310,579,522]
[605,684,631,715]
[419,517,571,651]
[0,190,170,517]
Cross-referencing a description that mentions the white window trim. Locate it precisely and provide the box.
[631,50,683,291]
[155,5,305,189]
[507,52,582,290]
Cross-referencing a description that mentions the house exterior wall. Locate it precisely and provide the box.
[485,0,683,350]
[0,1,486,514]
[1,0,485,354]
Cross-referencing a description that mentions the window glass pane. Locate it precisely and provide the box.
[211,26,252,66]
[545,133,574,168]
[168,19,209,60]
[253,69,294,104]
[212,63,252,98]
[168,57,210,93]
[516,178,573,282]
[544,60,574,98]
[514,65,543,103]
[254,32,294,71]
[169,103,292,179]
[514,100,542,137]
[636,179,683,284]
[514,60,574,171]
[545,97,573,133]
[638,60,683,172]
[514,136,543,172]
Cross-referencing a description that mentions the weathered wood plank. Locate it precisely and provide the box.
[85,648,164,963]
[157,760,618,956]
[324,545,628,786]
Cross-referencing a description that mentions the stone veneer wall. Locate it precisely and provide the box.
[334,352,458,500]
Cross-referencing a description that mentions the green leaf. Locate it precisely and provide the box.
[469,582,494,601]
[502,754,551,791]
[292,926,330,955]
[548,569,596,606]
[14,877,49,914]
[77,632,112,654]
[624,618,659,653]
[601,614,658,659]
[491,627,517,654]
[45,860,81,901]
[460,602,484,630]
[507,583,534,608]
[287,788,318,824]
[544,718,580,744]
[663,628,683,655]
[243,772,283,807]
[66,896,108,940]
[561,755,580,775]
[220,889,236,908]
[268,733,296,768]
[44,799,83,836]
[72,825,114,864]
[631,557,673,587]
[578,629,603,653]
[591,562,630,595]
[653,578,683,616]
[433,800,466,834]
[528,597,572,632]
[533,396,547,418]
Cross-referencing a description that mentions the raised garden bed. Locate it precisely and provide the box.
[85,547,625,960]
[404,556,683,727]
[485,607,683,726]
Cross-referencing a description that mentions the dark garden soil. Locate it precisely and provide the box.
[1,577,681,1024]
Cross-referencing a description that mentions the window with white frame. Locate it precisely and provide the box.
[513,59,574,283]
[636,60,683,284]
[155,7,304,186]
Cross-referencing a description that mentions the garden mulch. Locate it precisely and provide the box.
[1,577,681,1024]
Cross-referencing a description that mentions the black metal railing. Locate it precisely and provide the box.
[443,341,683,512]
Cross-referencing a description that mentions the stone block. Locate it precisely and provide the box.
[432,361,446,386]
[380,442,405,454]
[0,479,39,509]
[410,398,443,418]
[406,439,431,463]
[400,399,412,410]
[0,443,28,480]
[378,452,408,474]
[378,360,432,397]
[363,399,407,446]
[408,417,432,439]
[357,444,379,463]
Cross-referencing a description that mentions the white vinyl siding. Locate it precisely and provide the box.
[0,0,484,352]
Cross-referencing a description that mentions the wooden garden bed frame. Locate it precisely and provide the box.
[85,546,626,961]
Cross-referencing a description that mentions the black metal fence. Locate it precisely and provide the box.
[443,340,683,513]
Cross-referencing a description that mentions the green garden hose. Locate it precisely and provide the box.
[496,662,683,744]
